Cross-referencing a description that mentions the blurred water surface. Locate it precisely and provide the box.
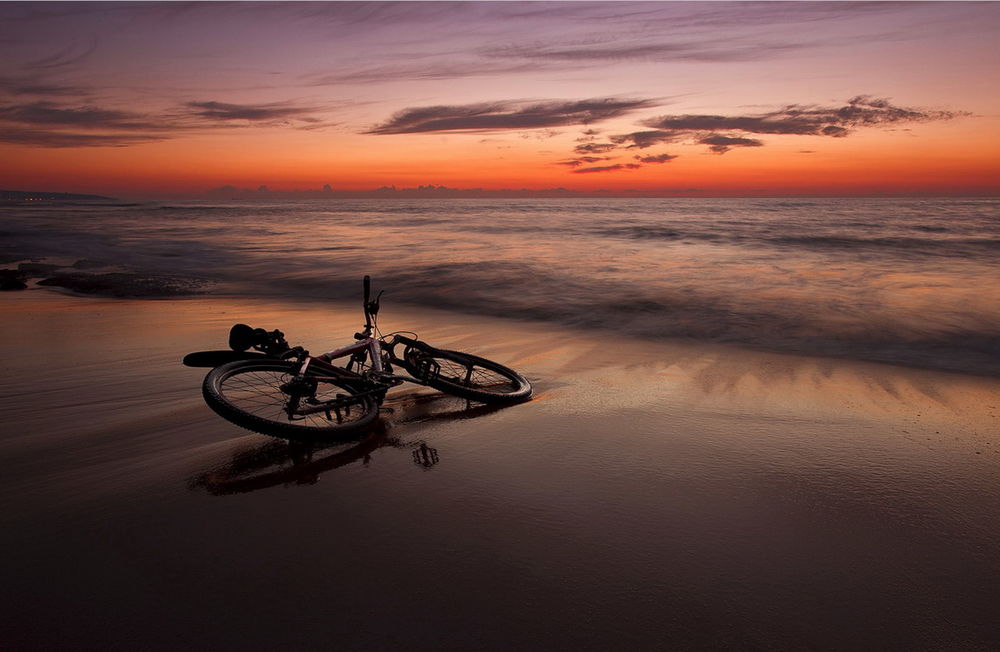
[4,197,998,374]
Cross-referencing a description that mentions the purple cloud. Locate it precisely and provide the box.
[699,135,764,154]
[563,95,968,162]
[572,163,642,174]
[0,98,334,148]
[185,101,322,122]
[0,129,167,148]
[643,96,963,138]
[366,98,658,134]
[24,39,98,70]
[635,153,678,164]
[610,130,680,149]
[0,101,162,130]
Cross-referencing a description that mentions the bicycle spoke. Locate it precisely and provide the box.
[429,356,518,393]
[218,369,370,427]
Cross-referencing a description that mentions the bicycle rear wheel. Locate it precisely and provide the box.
[403,346,531,404]
[202,360,379,438]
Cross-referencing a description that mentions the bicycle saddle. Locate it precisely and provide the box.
[229,323,257,351]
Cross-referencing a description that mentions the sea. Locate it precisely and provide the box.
[3,196,998,375]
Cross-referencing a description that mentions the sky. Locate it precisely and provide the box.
[1,1,998,197]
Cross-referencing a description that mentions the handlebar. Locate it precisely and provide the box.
[362,275,383,329]
[362,275,372,328]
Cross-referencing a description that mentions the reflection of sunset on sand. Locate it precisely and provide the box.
[2,290,999,648]
[0,282,1000,649]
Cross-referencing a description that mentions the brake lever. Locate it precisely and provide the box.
[279,346,308,361]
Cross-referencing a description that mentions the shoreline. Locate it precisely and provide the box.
[4,286,997,452]
[8,280,1000,379]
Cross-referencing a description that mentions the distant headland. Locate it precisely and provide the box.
[1,190,116,202]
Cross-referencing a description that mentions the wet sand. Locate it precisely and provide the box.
[2,290,999,650]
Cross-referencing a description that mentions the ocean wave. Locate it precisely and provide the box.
[771,234,1000,256]
[4,196,998,375]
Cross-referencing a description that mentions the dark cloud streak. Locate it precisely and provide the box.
[574,142,618,155]
[24,38,98,70]
[185,101,321,122]
[0,98,335,148]
[486,40,809,64]
[576,95,967,159]
[0,129,167,148]
[0,76,85,97]
[610,130,679,149]
[643,96,963,138]
[572,163,642,174]
[0,101,164,130]
[635,153,678,164]
[698,135,764,154]
[366,98,658,135]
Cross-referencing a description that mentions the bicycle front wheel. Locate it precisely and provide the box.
[404,346,531,404]
[202,360,379,438]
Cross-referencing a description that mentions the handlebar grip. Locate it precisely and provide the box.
[363,275,371,303]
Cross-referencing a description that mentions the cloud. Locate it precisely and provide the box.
[366,98,658,134]
[642,96,963,138]
[573,142,618,155]
[484,40,810,65]
[0,101,162,130]
[307,60,540,86]
[319,30,815,89]
[24,38,98,70]
[184,101,322,123]
[610,130,679,149]
[572,163,641,174]
[699,135,764,154]
[557,155,615,167]
[0,98,335,148]
[559,95,968,162]
[0,101,172,148]
[635,153,678,164]
[0,77,86,97]
[0,129,167,148]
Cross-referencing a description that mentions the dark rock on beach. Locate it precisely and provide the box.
[71,259,110,269]
[37,272,205,297]
[0,269,28,290]
[17,262,62,275]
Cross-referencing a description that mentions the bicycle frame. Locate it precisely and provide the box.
[297,334,423,386]
[279,336,426,419]
[315,336,388,372]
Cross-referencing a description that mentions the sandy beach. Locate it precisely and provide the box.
[2,288,998,650]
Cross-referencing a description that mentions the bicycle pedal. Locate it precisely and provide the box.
[414,357,441,382]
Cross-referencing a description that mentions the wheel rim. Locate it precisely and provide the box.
[430,356,521,395]
[217,367,371,430]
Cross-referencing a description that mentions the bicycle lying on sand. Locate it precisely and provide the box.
[190,276,531,438]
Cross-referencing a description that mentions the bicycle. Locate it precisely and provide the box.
[199,276,532,438]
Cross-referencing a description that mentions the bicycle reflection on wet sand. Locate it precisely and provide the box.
[189,392,512,495]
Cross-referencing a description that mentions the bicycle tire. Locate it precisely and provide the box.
[403,346,531,404]
[202,359,379,438]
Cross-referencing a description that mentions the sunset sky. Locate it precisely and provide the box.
[1,1,998,197]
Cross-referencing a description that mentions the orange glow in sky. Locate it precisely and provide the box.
[1,2,998,197]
